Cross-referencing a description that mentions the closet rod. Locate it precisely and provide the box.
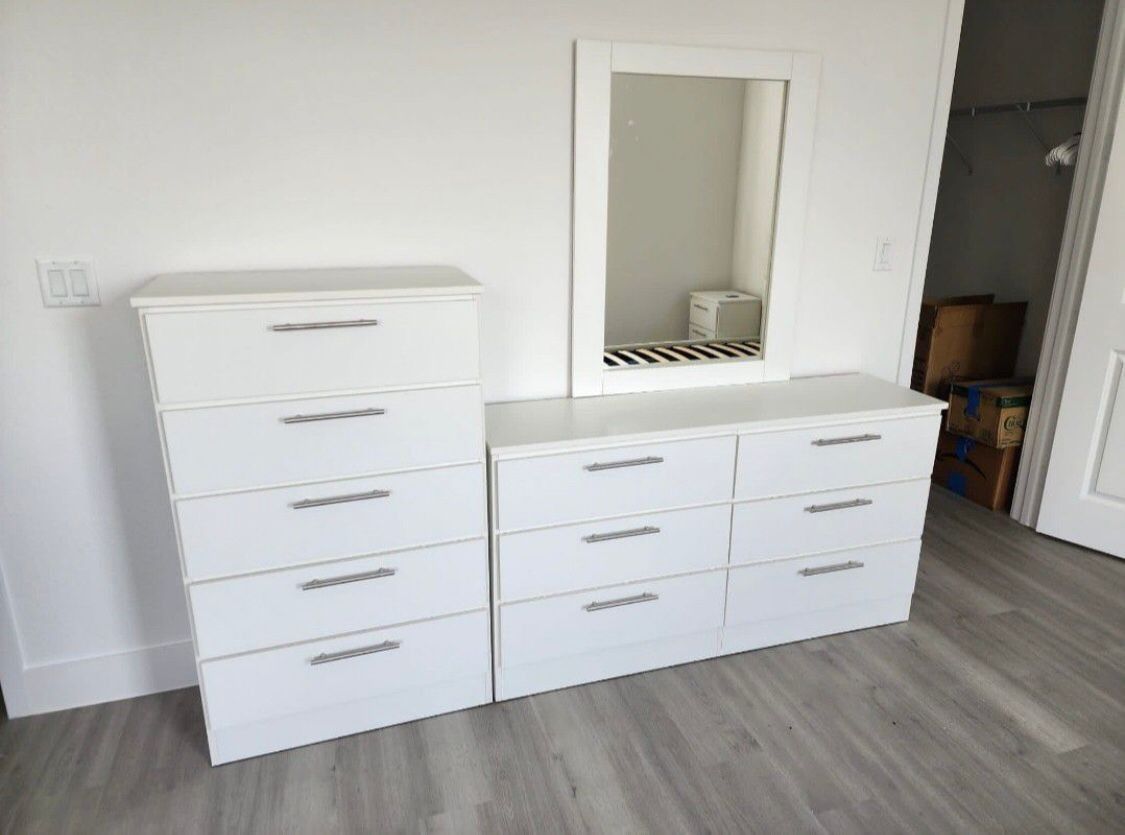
[950,96,1087,117]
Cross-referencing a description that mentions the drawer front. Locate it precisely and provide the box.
[190,539,487,658]
[725,540,920,627]
[500,571,726,667]
[730,479,929,563]
[496,435,736,530]
[201,610,489,729]
[163,385,483,495]
[688,324,716,341]
[498,504,731,601]
[177,463,485,580]
[145,299,479,404]
[689,298,718,330]
[735,415,940,499]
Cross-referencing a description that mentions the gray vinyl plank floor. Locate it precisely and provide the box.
[2,487,1122,833]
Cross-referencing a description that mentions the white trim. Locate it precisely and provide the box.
[4,640,197,718]
[896,0,966,387]
[0,549,31,717]
[1012,0,1125,526]
[570,40,820,397]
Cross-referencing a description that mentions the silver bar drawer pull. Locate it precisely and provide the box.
[804,498,873,514]
[291,489,391,510]
[692,303,710,312]
[282,407,386,424]
[811,433,882,447]
[310,640,401,666]
[584,592,659,612]
[584,456,664,472]
[270,319,380,332]
[300,567,397,591]
[583,526,661,544]
[799,560,865,577]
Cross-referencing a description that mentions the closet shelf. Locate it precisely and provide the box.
[945,97,1087,175]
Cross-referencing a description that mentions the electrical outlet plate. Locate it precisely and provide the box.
[37,258,100,307]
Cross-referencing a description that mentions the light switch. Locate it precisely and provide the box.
[873,237,893,272]
[48,269,68,297]
[37,259,100,307]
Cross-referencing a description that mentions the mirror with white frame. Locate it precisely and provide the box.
[572,42,820,396]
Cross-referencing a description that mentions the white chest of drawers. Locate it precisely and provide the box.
[132,266,491,764]
[486,374,944,700]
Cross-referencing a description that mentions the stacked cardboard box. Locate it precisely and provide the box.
[913,295,1031,511]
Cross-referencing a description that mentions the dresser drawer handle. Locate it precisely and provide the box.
[309,640,401,665]
[799,560,865,577]
[804,498,873,514]
[291,489,391,509]
[810,433,882,447]
[300,567,397,590]
[281,407,386,424]
[583,592,659,612]
[583,525,661,544]
[270,319,380,331]
[692,303,710,312]
[584,456,664,472]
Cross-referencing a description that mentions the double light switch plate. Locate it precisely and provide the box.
[37,258,100,307]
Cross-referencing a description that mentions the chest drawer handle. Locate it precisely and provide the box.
[583,525,661,544]
[583,591,659,612]
[281,407,386,424]
[692,303,710,312]
[310,640,401,665]
[300,567,397,590]
[799,560,865,577]
[270,319,380,331]
[811,434,882,447]
[291,489,391,509]
[804,498,873,514]
[584,456,664,472]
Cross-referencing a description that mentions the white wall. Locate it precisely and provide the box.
[924,0,1104,375]
[0,0,955,714]
[732,80,788,301]
[605,74,745,346]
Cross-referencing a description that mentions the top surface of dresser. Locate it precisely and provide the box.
[130,265,482,308]
[486,374,945,456]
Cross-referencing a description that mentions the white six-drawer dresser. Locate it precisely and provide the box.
[133,267,945,764]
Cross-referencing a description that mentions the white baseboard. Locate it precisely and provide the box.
[7,639,198,718]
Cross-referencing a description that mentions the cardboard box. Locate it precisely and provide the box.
[932,429,1021,511]
[947,378,1034,449]
[912,295,1027,398]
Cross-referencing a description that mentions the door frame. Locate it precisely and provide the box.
[1011,0,1125,527]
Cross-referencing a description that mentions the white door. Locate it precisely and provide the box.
[1037,82,1125,559]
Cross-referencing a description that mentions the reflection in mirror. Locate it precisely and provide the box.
[603,73,787,366]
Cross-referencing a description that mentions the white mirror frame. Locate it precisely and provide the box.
[571,40,821,397]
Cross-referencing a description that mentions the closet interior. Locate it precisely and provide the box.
[918,0,1106,511]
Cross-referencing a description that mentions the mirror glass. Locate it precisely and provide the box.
[603,73,787,362]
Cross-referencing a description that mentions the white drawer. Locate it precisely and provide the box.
[724,540,920,628]
[145,299,479,404]
[735,415,940,499]
[730,479,929,563]
[499,571,726,668]
[498,504,731,601]
[689,298,719,330]
[177,463,485,580]
[163,385,482,495]
[189,539,487,658]
[496,436,735,530]
[688,323,716,341]
[200,610,489,730]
